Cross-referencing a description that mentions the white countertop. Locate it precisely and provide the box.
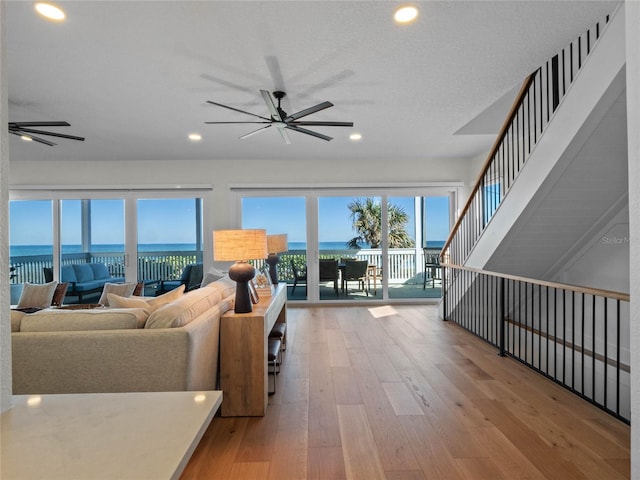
[1,390,222,480]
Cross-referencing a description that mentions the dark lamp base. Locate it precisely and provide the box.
[265,253,280,285]
[228,261,256,314]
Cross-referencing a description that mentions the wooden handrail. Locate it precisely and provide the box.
[442,262,630,302]
[441,72,537,257]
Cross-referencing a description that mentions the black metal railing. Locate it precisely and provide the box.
[442,13,611,266]
[442,264,630,424]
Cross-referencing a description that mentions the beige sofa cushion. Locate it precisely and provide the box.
[98,282,137,306]
[17,281,58,309]
[11,310,26,332]
[106,284,186,312]
[145,286,223,329]
[20,308,150,332]
[107,294,151,309]
[207,276,236,299]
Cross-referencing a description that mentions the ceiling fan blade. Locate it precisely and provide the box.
[14,127,85,141]
[260,90,282,121]
[206,100,271,121]
[205,121,270,124]
[276,126,291,145]
[239,124,272,140]
[10,130,57,146]
[291,121,354,127]
[9,121,70,128]
[286,125,332,141]
[284,101,333,122]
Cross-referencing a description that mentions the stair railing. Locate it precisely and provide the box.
[441,262,630,423]
[441,14,611,267]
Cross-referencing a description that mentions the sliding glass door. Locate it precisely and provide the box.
[8,200,53,303]
[241,196,307,301]
[60,198,126,287]
[9,193,206,303]
[136,198,203,296]
[238,188,456,303]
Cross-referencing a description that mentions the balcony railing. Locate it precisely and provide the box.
[442,263,630,424]
[11,248,440,287]
[9,251,200,285]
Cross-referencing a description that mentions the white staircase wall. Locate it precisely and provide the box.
[463,6,628,294]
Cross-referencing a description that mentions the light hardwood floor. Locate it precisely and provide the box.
[181,305,630,480]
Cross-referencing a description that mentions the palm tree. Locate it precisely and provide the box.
[346,197,415,249]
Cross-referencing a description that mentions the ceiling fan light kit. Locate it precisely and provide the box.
[205,90,354,143]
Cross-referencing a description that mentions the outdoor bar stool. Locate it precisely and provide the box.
[269,322,287,352]
[268,338,282,396]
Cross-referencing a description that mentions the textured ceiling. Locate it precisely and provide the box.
[6,0,618,163]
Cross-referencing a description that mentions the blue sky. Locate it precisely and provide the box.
[242,195,450,244]
[10,195,450,246]
[9,199,198,245]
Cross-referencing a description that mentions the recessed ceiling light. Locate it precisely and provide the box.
[35,2,66,21]
[350,133,362,141]
[394,5,418,24]
[188,133,202,141]
[21,135,33,142]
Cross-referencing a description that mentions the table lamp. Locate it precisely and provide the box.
[213,229,267,313]
[265,234,288,285]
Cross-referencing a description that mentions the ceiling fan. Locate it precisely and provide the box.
[205,90,353,144]
[8,121,85,146]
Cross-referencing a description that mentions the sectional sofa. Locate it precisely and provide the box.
[11,277,235,394]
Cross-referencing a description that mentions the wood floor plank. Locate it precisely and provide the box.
[397,415,468,480]
[268,446,307,480]
[474,398,588,479]
[181,305,630,480]
[399,368,486,459]
[227,461,271,479]
[383,470,428,480]
[470,426,548,480]
[235,404,282,462]
[348,348,422,471]
[383,344,416,371]
[337,404,386,480]
[308,341,342,447]
[332,366,363,405]
[180,416,248,480]
[368,351,402,382]
[327,328,351,367]
[456,456,510,480]
[308,446,347,480]
[381,381,425,416]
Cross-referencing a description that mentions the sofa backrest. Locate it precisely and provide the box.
[19,308,150,332]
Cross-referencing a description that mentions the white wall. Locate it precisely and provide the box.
[624,1,639,477]
[1,1,12,413]
[554,205,630,293]
[8,156,470,229]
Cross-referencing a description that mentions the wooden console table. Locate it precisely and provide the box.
[220,283,287,416]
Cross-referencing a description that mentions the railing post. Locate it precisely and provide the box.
[442,264,447,321]
[498,276,506,357]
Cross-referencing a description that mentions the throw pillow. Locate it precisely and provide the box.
[201,267,226,287]
[99,282,137,306]
[16,281,58,309]
[106,293,152,309]
[146,284,185,309]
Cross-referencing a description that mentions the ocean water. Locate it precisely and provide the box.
[10,240,445,257]
[10,243,197,257]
